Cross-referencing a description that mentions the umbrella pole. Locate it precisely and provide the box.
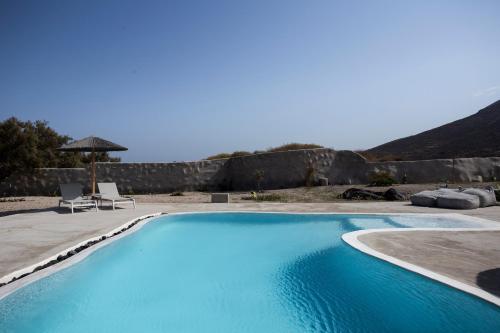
[91,150,96,194]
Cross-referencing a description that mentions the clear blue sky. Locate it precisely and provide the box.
[1,0,499,162]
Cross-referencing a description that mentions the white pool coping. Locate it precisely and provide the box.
[0,212,163,300]
[342,227,500,307]
[0,211,499,307]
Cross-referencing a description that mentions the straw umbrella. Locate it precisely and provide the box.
[58,136,127,194]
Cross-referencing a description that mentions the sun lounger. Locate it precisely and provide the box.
[59,183,98,214]
[97,183,136,210]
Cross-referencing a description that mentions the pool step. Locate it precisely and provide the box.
[346,218,401,230]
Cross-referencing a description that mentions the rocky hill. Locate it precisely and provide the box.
[366,100,500,161]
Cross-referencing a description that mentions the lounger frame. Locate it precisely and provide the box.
[97,183,136,210]
[59,183,98,214]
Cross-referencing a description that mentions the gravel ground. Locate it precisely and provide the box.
[1,183,497,217]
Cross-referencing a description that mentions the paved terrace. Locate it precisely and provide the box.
[359,230,500,298]
[0,201,499,297]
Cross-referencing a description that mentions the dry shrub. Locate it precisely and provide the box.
[368,171,396,186]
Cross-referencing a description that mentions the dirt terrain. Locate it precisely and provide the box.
[1,182,497,217]
[366,99,500,160]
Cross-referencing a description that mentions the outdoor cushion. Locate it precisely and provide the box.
[436,192,480,210]
[410,190,439,207]
[463,188,497,207]
[410,189,458,207]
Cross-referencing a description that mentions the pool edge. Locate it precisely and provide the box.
[0,212,164,300]
[1,210,499,305]
[342,227,500,307]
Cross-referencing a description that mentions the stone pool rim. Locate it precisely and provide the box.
[342,227,500,307]
[0,211,499,306]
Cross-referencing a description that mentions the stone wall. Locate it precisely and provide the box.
[0,168,88,196]
[0,160,228,196]
[367,157,500,184]
[219,148,337,190]
[1,148,500,196]
[95,160,228,194]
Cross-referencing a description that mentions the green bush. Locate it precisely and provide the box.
[205,143,324,160]
[0,117,120,181]
[205,151,252,160]
[368,171,396,186]
[230,151,252,158]
[205,153,232,160]
[266,143,323,153]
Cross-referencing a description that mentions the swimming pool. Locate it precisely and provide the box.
[0,213,499,332]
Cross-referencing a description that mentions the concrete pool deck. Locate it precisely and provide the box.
[1,201,500,302]
[357,230,500,299]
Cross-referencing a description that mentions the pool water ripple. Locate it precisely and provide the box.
[0,213,499,332]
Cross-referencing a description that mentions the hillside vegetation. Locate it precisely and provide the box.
[205,143,324,160]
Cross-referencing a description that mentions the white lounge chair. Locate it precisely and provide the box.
[97,183,136,210]
[59,183,98,214]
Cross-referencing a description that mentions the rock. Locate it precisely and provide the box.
[44,259,58,267]
[342,188,384,200]
[342,187,406,201]
[436,192,480,209]
[383,188,406,201]
[463,188,496,207]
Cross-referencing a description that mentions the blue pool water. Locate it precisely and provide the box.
[0,213,499,332]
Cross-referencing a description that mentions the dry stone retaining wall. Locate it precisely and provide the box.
[219,148,337,190]
[95,160,228,194]
[0,168,88,196]
[367,157,500,184]
[1,148,500,196]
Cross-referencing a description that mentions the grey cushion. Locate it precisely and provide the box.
[410,189,457,207]
[410,190,439,207]
[462,188,496,207]
[436,192,480,210]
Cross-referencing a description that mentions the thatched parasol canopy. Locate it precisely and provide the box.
[58,136,127,152]
[58,136,127,194]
